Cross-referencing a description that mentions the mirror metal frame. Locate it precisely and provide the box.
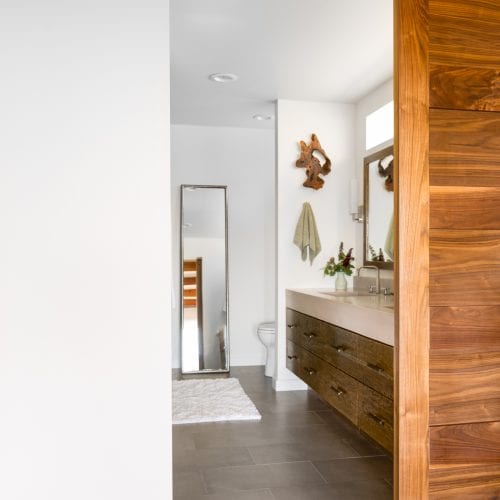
[180,184,229,374]
[363,145,394,270]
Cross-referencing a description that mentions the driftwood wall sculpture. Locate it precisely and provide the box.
[295,133,331,190]
[377,155,394,192]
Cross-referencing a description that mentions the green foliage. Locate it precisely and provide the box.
[323,242,355,277]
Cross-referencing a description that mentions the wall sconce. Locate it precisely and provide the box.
[350,179,364,223]
[351,205,364,223]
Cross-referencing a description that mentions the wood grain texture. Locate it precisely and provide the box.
[430,229,500,306]
[430,65,500,111]
[429,463,500,499]
[430,186,500,229]
[430,0,500,24]
[429,108,500,187]
[394,0,430,496]
[430,421,500,464]
[430,6,500,69]
[430,306,500,351]
[430,350,500,425]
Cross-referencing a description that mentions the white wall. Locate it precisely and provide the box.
[275,100,356,390]
[171,125,275,368]
[0,4,172,499]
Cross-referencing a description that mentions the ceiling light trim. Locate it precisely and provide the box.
[208,73,239,83]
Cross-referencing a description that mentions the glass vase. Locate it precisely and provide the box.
[335,271,347,291]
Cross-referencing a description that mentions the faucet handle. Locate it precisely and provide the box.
[382,287,393,296]
[369,284,377,294]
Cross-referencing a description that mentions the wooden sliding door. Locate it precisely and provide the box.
[396,0,500,497]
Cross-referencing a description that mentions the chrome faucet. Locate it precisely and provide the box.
[357,265,380,294]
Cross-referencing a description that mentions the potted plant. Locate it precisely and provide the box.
[323,242,355,290]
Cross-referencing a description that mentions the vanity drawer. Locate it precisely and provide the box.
[287,309,358,373]
[313,320,358,373]
[356,333,394,399]
[358,384,394,452]
[286,309,314,348]
[317,353,360,424]
[287,340,359,424]
[286,340,301,373]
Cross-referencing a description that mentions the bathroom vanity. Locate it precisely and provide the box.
[286,288,394,452]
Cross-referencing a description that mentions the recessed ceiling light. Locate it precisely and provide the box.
[209,73,239,83]
[253,114,273,121]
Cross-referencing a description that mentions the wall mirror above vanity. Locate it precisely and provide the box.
[363,145,394,270]
[180,185,229,374]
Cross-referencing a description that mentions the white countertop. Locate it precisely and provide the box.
[286,288,394,346]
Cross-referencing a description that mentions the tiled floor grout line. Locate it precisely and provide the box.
[308,460,329,484]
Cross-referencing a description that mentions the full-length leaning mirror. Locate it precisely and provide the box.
[363,145,394,269]
[180,185,229,374]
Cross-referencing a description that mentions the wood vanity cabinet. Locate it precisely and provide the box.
[286,308,394,452]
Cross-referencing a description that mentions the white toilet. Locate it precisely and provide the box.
[257,322,276,377]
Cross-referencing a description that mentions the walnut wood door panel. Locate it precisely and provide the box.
[430,186,500,230]
[430,421,500,464]
[430,350,500,425]
[429,463,500,499]
[430,306,500,351]
[429,109,500,187]
[430,6,500,68]
[429,229,500,306]
[430,65,500,111]
[430,0,500,25]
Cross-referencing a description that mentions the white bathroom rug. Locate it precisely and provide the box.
[172,378,261,425]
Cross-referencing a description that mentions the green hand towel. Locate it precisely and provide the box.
[293,202,322,265]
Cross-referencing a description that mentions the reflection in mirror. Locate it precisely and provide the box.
[363,146,394,269]
[180,185,229,374]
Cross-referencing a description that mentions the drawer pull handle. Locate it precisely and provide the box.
[367,412,386,426]
[303,332,317,340]
[333,345,346,353]
[367,362,385,373]
[287,323,297,329]
[303,367,316,376]
[287,355,298,360]
[330,385,346,397]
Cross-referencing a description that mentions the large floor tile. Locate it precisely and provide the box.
[313,456,393,483]
[192,425,295,449]
[173,446,255,473]
[203,461,326,493]
[258,410,325,427]
[270,478,392,500]
[173,470,206,498]
[248,438,359,464]
[174,489,274,500]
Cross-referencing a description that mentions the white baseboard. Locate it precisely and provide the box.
[272,377,307,391]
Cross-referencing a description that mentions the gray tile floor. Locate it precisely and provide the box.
[173,366,393,500]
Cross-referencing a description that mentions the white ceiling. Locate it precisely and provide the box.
[171,0,393,129]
